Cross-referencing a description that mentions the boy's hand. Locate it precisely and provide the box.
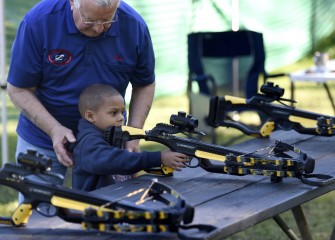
[161,151,189,171]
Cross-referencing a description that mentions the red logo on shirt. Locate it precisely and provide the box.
[113,55,124,61]
[48,49,72,65]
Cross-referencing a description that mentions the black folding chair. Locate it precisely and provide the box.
[187,30,288,142]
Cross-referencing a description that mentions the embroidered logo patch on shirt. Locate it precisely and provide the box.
[113,55,124,61]
[48,49,72,65]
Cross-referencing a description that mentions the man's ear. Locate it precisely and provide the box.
[69,0,76,10]
[85,110,95,123]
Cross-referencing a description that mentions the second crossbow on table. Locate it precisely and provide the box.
[104,112,334,187]
[208,82,335,137]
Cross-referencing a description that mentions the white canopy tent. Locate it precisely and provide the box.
[0,0,8,166]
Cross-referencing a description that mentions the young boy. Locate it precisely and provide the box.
[72,84,188,191]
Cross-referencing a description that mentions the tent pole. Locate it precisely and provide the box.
[0,0,8,166]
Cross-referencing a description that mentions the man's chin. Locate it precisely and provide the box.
[82,31,102,38]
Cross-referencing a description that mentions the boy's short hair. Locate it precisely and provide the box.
[78,84,122,117]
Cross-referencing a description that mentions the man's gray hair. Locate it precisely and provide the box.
[74,0,120,9]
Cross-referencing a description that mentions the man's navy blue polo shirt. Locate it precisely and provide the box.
[7,0,155,149]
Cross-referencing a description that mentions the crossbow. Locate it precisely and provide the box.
[208,82,335,137]
[104,112,334,186]
[0,150,202,237]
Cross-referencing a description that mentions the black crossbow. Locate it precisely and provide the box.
[104,112,334,186]
[208,82,335,137]
[0,150,201,237]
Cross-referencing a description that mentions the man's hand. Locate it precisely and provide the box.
[7,83,76,167]
[125,139,141,152]
[50,125,76,167]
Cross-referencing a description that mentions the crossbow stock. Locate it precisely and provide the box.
[105,112,334,187]
[0,150,210,238]
[208,82,335,137]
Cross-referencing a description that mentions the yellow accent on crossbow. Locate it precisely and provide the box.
[147,225,153,232]
[159,211,167,219]
[236,156,242,162]
[224,166,228,173]
[195,150,226,162]
[11,203,32,226]
[260,121,275,137]
[99,223,106,232]
[289,116,317,127]
[144,211,151,220]
[161,165,174,175]
[51,196,114,213]
[224,95,247,104]
[121,126,146,135]
[159,225,168,232]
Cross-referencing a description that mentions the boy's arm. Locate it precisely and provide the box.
[77,135,161,175]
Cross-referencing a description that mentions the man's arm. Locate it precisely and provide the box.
[126,82,155,152]
[7,83,75,166]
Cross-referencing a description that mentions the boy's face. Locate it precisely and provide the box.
[87,95,125,130]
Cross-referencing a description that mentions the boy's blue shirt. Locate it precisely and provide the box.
[72,119,161,191]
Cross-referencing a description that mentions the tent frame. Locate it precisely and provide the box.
[0,0,8,166]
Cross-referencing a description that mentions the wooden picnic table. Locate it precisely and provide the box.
[1,130,334,239]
